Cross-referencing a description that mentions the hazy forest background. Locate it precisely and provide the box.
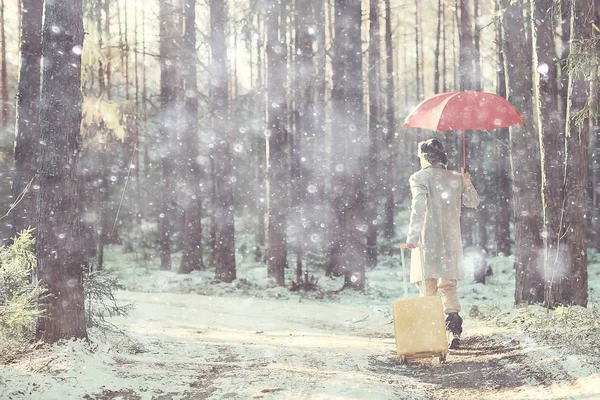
[0,0,598,345]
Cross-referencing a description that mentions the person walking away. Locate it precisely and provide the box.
[403,138,479,350]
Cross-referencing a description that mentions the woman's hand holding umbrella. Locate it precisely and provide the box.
[461,169,472,182]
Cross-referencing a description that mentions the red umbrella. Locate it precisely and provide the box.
[402,91,524,170]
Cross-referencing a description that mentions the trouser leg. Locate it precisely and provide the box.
[437,278,460,315]
[438,278,462,343]
[416,278,463,346]
[415,278,460,315]
[415,278,438,297]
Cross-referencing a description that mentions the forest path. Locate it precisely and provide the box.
[101,291,590,400]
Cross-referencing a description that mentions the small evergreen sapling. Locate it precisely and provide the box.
[84,269,133,331]
[0,229,45,361]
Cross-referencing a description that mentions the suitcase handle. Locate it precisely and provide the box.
[400,244,427,298]
[400,244,420,250]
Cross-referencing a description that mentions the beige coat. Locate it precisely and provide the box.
[406,164,479,283]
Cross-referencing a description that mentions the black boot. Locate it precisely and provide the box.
[445,312,463,349]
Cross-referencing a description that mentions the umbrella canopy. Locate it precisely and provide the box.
[402,91,524,170]
[402,91,524,131]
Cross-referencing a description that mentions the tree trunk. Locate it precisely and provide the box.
[366,0,381,268]
[473,0,487,248]
[473,0,482,91]
[131,0,147,266]
[132,0,140,185]
[209,156,217,263]
[94,0,108,272]
[254,12,266,261]
[327,0,366,290]
[12,0,43,236]
[179,0,205,274]
[266,0,288,287]
[36,0,87,343]
[96,152,109,271]
[141,1,149,176]
[494,128,512,256]
[545,0,591,308]
[0,0,8,126]
[232,24,238,101]
[104,0,112,100]
[314,0,327,197]
[382,0,396,239]
[452,1,458,90]
[293,0,317,281]
[530,0,566,302]
[494,2,512,256]
[558,1,571,123]
[441,0,456,173]
[17,0,22,39]
[123,0,130,101]
[501,0,545,304]
[593,0,600,251]
[418,2,425,94]
[96,0,105,98]
[211,0,237,282]
[116,0,124,98]
[158,0,183,271]
[402,29,409,112]
[414,0,421,100]
[456,0,476,247]
[456,0,475,91]
[442,0,447,93]
[434,0,442,94]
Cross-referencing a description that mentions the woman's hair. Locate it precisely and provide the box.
[418,138,448,166]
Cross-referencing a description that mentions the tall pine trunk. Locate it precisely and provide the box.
[158,0,182,271]
[179,0,205,273]
[414,0,421,101]
[366,0,381,268]
[442,0,447,92]
[558,1,571,124]
[0,0,7,126]
[254,12,266,261]
[123,0,130,101]
[472,0,487,248]
[473,0,482,91]
[545,0,591,307]
[530,0,566,303]
[327,0,366,290]
[36,0,87,342]
[494,1,512,256]
[293,0,317,281]
[456,0,476,247]
[501,0,545,304]
[211,0,236,282]
[266,0,288,287]
[95,0,109,272]
[314,0,327,197]
[141,1,149,175]
[104,0,112,100]
[593,0,600,250]
[382,0,396,239]
[12,0,43,236]
[456,0,475,91]
[434,0,442,94]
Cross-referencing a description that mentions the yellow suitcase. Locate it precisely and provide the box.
[392,245,448,365]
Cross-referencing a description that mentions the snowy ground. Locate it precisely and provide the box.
[2,245,600,399]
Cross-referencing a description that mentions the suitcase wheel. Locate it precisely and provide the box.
[399,356,408,366]
[439,353,447,364]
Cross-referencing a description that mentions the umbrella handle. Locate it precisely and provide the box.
[462,131,468,172]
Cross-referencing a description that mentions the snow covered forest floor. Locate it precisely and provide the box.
[2,246,600,400]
